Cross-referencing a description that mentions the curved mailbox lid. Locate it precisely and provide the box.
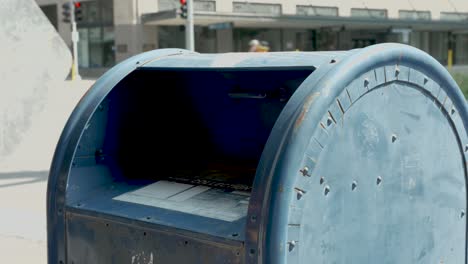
[247,43,468,264]
[140,51,351,69]
[46,48,192,263]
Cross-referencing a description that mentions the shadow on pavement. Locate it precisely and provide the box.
[0,171,48,188]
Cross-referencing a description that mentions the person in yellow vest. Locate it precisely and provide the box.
[248,39,270,52]
[257,41,270,52]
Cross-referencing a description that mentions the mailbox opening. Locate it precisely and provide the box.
[67,67,313,239]
[111,68,313,189]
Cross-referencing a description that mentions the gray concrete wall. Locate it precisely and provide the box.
[114,24,158,62]
[114,0,158,62]
[0,0,72,166]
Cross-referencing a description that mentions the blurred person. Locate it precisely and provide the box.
[258,41,270,52]
[248,39,270,52]
[248,39,260,52]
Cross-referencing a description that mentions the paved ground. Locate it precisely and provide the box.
[0,79,93,263]
[0,171,48,263]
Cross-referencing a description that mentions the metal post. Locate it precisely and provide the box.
[185,0,194,51]
[448,49,453,70]
[70,0,81,80]
[448,32,454,70]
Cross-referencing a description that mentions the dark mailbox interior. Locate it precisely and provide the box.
[67,67,313,239]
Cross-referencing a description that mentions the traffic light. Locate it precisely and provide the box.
[74,1,83,22]
[62,1,82,23]
[179,0,187,19]
[62,2,72,23]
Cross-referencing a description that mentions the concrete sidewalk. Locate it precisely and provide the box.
[0,79,93,263]
[0,171,47,263]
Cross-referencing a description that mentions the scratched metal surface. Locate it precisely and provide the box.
[292,80,464,263]
[65,212,244,264]
[48,44,467,264]
[47,49,191,264]
[246,44,468,264]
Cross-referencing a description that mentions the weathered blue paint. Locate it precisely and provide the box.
[246,43,468,264]
[46,48,192,264]
[47,44,468,264]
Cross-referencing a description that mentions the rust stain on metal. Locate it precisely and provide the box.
[294,92,320,131]
[319,122,327,130]
[278,184,284,193]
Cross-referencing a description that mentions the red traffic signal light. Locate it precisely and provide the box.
[179,0,187,19]
[74,1,83,22]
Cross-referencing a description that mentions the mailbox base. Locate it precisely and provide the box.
[65,211,244,264]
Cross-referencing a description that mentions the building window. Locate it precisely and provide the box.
[78,27,115,68]
[455,34,468,65]
[234,28,282,52]
[296,5,338,17]
[194,1,216,12]
[399,10,431,20]
[195,26,217,52]
[158,26,186,49]
[440,12,468,21]
[158,0,178,11]
[351,8,387,19]
[233,2,281,16]
[77,0,113,27]
[352,38,376,49]
[76,0,115,68]
[158,0,215,12]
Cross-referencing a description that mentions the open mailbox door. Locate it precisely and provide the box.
[48,44,468,264]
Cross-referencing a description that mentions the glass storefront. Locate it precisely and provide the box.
[158,26,217,53]
[455,34,468,65]
[233,28,336,52]
[77,0,115,68]
[78,26,115,68]
[156,25,467,67]
[38,0,468,67]
[429,32,449,65]
[234,28,282,52]
[158,26,187,49]
[158,27,391,53]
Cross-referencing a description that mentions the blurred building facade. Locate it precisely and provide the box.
[36,0,468,69]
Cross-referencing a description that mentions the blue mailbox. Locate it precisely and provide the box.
[47,44,468,263]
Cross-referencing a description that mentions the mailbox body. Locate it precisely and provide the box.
[47,44,468,264]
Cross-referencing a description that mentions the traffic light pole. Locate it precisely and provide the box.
[185,0,194,51]
[70,1,81,80]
